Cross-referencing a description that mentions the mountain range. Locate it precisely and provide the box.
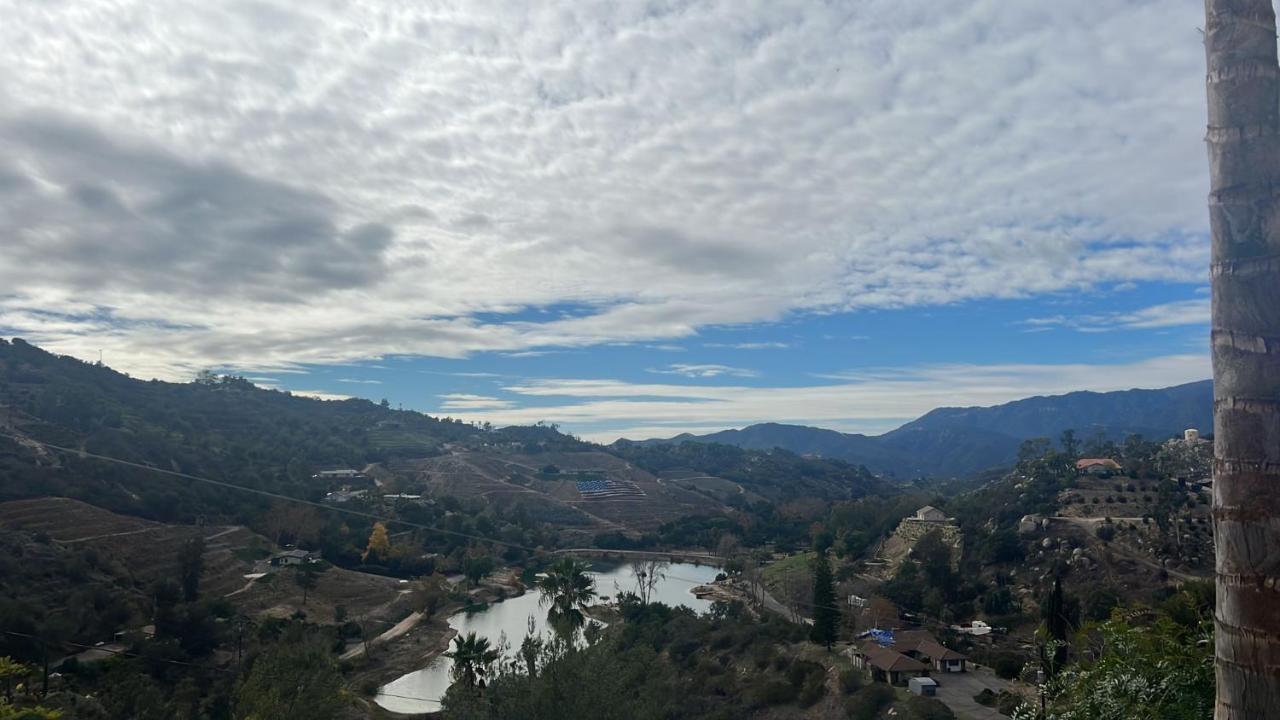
[628,380,1213,479]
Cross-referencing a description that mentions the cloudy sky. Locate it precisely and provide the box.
[0,0,1213,441]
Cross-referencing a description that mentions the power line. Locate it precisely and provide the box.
[1,629,230,674]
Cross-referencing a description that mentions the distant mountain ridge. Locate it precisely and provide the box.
[630,380,1213,479]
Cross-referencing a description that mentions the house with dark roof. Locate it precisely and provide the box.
[850,641,929,685]
[894,630,969,673]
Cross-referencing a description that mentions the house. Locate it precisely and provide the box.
[908,676,939,697]
[1076,458,1122,476]
[270,549,319,566]
[850,641,929,685]
[324,489,367,504]
[914,505,948,523]
[313,469,362,479]
[895,630,969,673]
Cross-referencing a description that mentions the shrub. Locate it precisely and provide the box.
[797,675,826,708]
[750,679,799,706]
[846,684,895,720]
[838,668,863,694]
[786,660,824,688]
[904,695,956,720]
[992,653,1024,680]
[974,688,997,706]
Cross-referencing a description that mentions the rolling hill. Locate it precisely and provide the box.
[631,380,1213,479]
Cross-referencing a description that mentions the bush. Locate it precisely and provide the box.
[974,688,997,706]
[904,695,956,720]
[991,653,1024,680]
[797,675,826,708]
[786,659,824,687]
[996,690,1026,716]
[1096,524,1117,542]
[846,683,895,720]
[750,679,799,706]
[838,668,863,694]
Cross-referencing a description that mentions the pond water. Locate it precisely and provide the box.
[374,561,721,715]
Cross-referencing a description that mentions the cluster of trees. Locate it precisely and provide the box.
[1027,581,1215,719]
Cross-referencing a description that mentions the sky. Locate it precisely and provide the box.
[0,0,1214,442]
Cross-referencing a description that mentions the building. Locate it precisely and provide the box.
[324,489,367,504]
[909,676,939,697]
[878,506,964,574]
[850,641,930,685]
[895,630,969,673]
[913,506,948,523]
[1076,458,1122,476]
[270,549,320,566]
[313,469,362,479]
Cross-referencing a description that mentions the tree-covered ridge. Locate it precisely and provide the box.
[611,438,889,501]
[0,338,582,522]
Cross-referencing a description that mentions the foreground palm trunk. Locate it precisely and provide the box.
[1204,1,1280,717]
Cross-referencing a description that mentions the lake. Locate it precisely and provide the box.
[374,561,721,714]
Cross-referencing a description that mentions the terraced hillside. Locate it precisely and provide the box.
[0,497,406,622]
[0,496,260,597]
[406,450,720,532]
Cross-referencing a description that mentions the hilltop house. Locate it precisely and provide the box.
[913,506,948,523]
[874,505,964,575]
[1076,458,1121,476]
[270,549,320,566]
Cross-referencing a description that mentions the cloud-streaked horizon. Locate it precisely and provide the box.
[441,353,1211,443]
[0,0,1214,438]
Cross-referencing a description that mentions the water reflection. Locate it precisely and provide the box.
[374,561,720,714]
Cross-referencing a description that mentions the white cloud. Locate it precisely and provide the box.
[454,354,1211,442]
[1023,298,1209,332]
[0,0,1211,377]
[647,363,760,378]
[438,393,516,410]
[705,342,789,350]
[337,378,384,385]
[290,389,354,402]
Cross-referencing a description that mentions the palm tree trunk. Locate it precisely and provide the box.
[1204,1,1280,717]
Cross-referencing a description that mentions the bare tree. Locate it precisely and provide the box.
[630,559,668,605]
[1204,2,1280,716]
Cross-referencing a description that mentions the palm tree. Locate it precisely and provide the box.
[537,558,596,643]
[444,632,499,689]
[1203,2,1280,716]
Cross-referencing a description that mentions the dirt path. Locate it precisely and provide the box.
[62,526,166,544]
[203,526,242,541]
[341,611,424,660]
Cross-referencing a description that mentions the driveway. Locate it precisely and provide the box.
[931,669,1022,720]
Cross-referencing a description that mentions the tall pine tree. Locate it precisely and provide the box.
[809,549,839,650]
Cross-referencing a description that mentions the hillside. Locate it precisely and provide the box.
[634,381,1213,479]
[0,338,886,535]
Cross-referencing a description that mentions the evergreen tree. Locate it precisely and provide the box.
[1040,574,1073,677]
[178,536,204,603]
[808,549,839,650]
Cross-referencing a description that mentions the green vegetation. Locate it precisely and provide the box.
[1029,582,1214,720]
[441,597,811,720]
